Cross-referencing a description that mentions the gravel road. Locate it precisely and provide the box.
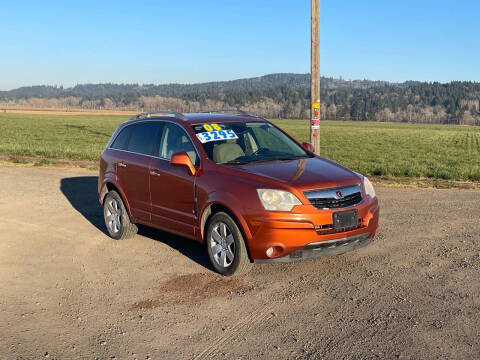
[1,166,479,359]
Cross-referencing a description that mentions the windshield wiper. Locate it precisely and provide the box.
[222,160,249,165]
[223,155,307,165]
[249,156,307,163]
[272,156,308,161]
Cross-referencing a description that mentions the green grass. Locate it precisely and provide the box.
[1,113,479,181]
[274,119,480,181]
[0,113,123,161]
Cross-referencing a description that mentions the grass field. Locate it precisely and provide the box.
[1,112,479,181]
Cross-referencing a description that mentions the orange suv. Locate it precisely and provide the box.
[99,110,379,275]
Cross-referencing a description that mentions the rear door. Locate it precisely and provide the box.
[149,122,199,238]
[106,123,133,184]
[117,122,163,222]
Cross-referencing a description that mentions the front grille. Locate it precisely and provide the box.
[305,184,363,210]
[309,192,362,209]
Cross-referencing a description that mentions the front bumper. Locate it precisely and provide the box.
[244,198,379,261]
[254,232,371,263]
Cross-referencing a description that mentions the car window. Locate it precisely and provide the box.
[159,123,199,166]
[127,122,162,156]
[110,125,133,150]
[251,126,297,153]
[191,121,308,164]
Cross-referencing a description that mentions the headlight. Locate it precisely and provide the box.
[353,171,376,199]
[257,189,302,211]
[363,176,376,198]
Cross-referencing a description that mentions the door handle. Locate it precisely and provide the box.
[150,170,160,177]
[118,162,127,168]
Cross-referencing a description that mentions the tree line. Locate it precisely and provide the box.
[1,74,479,125]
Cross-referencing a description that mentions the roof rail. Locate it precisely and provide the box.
[199,108,256,117]
[130,111,188,121]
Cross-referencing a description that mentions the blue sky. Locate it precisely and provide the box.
[1,0,479,90]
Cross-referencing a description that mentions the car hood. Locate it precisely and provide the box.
[233,156,361,191]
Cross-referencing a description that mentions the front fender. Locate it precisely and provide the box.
[199,191,253,242]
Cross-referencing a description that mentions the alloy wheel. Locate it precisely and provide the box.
[105,198,122,233]
[209,222,235,268]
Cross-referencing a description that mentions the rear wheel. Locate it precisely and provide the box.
[103,191,137,240]
[206,212,252,276]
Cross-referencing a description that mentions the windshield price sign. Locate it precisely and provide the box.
[196,123,238,143]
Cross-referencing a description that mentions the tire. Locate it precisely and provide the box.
[205,212,252,276]
[103,190,137,240]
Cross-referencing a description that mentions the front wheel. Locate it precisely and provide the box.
[103,190,137,240]
[205,212,252,276]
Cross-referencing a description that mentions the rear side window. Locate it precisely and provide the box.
[127,122,162,156]
[110,125,133,150]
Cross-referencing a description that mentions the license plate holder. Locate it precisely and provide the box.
[333,209,358,229]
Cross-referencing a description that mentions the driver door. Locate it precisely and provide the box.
[149,123,199,238]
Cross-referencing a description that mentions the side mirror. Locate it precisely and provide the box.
[302,142,314,152]
[170,152,196,176]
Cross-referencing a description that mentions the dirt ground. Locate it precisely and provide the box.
[1,165,479,360]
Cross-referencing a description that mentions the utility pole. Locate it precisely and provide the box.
[310,0,320,154]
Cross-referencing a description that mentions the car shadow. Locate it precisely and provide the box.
[60,176,105,232]
[60,176,213,271]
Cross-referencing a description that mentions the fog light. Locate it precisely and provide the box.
[266,246,283,258]
[266,247,274,257]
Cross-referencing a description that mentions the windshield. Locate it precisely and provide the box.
[192,121,309,164]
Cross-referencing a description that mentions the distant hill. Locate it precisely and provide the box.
[0,74,392,99]
[1,73,479,125]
